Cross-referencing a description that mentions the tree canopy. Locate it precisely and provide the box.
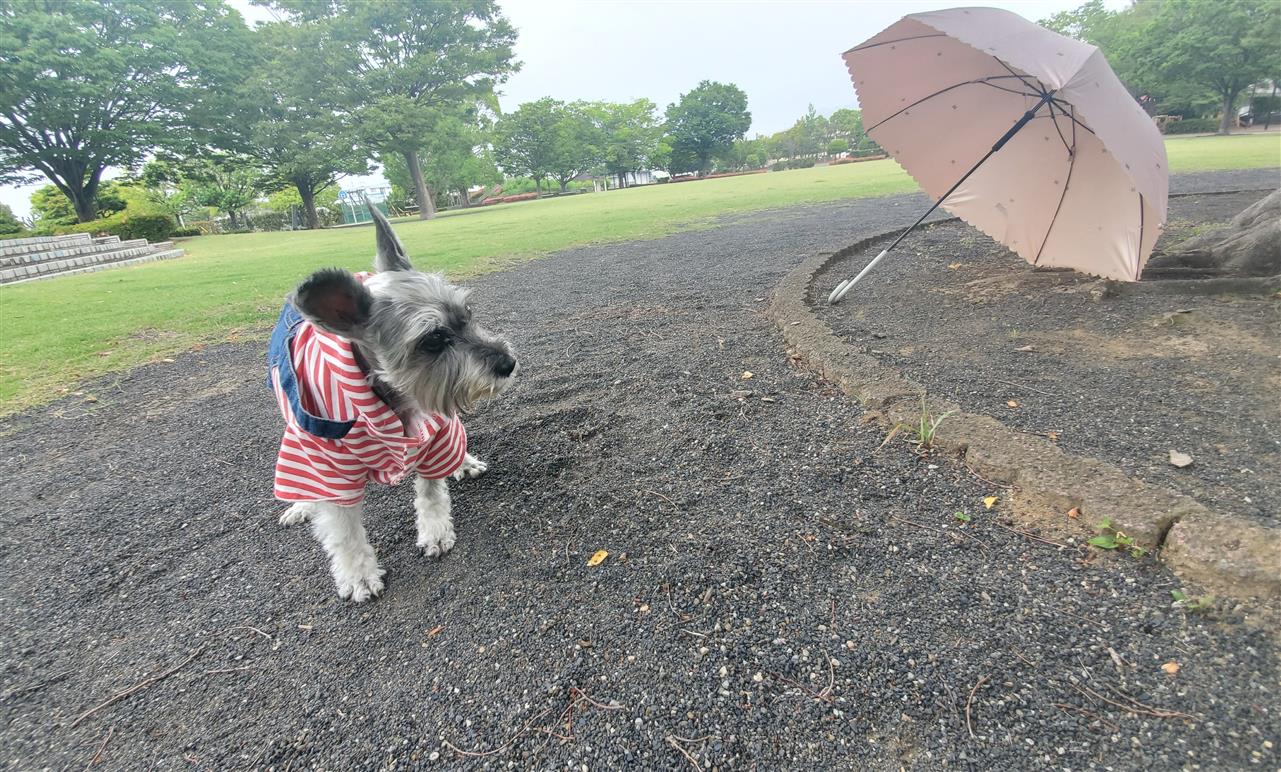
[663,81,752,175]
[0,0,252,222]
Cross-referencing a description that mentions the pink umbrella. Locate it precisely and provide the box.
[829,6,1169,303]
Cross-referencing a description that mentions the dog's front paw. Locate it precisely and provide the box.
[279,502,318,526]
[416,519,456,557]
[334,562,386,603]
[451,453,488,481]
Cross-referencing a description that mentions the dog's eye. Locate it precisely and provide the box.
[419,329,452,354]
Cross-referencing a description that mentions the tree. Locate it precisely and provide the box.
[243,21,370,229]
[495,98,598,193]
[827,138,850,156]
[182,155,263,229]
[587,100,662,188]
[0,203,22,235]
[0,0,252,222]
[268,0,518,219]
[1143,0,1281,134]
[664,82,751,175]
[828,108,864,142]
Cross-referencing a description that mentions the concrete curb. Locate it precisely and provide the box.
[769,221,1280,599]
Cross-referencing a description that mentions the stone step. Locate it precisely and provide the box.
[0,238,145,268]
[0,243,180,283]
[2,248,187,285]
[0,233,92,256]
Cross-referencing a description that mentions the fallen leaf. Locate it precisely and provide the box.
[587,549,609,567]
[1067,507,1081,519]
[741,371,754,380]
[947,262,963,270]
[1006,400,1019,408]
[1168,450,1194,468]
[1161,661,1180,675]
[983,496,999,510]
[84,395,98,403]
[1045,431,1060,442]
[427,625,444,638]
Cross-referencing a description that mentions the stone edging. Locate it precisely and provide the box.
[768,214,1280,599]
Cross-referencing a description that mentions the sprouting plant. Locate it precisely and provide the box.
[908,395,955,450]
[1088,517,1147,558]
[953,511,972,523]
[1171,590,1215,612]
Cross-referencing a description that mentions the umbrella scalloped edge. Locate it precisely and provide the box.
[768,218,1281,601]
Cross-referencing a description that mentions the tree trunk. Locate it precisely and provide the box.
[1218,90,1238,135]
[617,171,626,189]
[297,184,320,230]
[558,179,569,193]
[405,150,435,220]
[228,210,239,229]
[457,187,471,209]
[1266,83,1277,131]
[1148,188,1280,277]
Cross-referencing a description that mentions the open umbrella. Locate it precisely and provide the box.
[829,7,1169,304]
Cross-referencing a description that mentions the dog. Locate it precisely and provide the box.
[266,206,517,601]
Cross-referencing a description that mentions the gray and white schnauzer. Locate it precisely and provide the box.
[267,206,517,601]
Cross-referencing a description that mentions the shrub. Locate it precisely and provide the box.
[52,211,176,242]
[1162,117,1219,135]
[172,226,202,237]
[791,158,816,169]
[771,160,790,172]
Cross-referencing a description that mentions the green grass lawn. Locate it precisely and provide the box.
[1,132,1278,414]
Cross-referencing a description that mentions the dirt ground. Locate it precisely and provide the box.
[1,169,1279,770]
[815,189,1280,526]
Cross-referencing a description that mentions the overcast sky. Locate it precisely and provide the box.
[4,0,1110,219]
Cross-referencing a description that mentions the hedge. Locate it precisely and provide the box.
[52,211,176,242]
[1162,117,1219,135]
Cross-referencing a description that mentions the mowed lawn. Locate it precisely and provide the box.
[1,133,1278,414]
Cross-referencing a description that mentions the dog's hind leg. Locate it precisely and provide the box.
[450,453,488,481]
[310,502,385,602]
[414,476,455,557]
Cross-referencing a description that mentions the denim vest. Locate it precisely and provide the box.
[267,303,357,440]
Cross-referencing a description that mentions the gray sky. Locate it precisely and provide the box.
[3,0,1103,219]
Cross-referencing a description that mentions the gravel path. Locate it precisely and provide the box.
[2,169,1278,770]
[813,177,1280,524]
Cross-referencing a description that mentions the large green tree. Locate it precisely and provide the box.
[663,81,752,175]
[587,99,662,188]
[1143,0,1281,133]
[0,0,251,222]
[181,155,263,229]
[0,203,22,235]
[242,21,370,229]
[494,98,599,193]
[267,0,518,219]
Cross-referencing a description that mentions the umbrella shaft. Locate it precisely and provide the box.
[884,92,1053,256]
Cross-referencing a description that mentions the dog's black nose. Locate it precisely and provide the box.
[492,352,517,378]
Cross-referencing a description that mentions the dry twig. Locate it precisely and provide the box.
[443,707,553,758]
[994,523,1071,550]
[966,674,991,739]
[666,735,705,772]
[71,647,207,728]
[1069,682,1195,720]
[85,726,114,768]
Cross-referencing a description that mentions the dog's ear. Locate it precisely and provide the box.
[291,268,374,337]
[369,205,412,273]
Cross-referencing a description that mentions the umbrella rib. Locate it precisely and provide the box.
[867,78,1029,133]
[991,56,1050,99]
[1034,105,1077,265]
[1046,100,1073,156]
[845,33,948,54]
[978,80,1043,99]
[1049,97,1098,136]
[1136,192,1145,281]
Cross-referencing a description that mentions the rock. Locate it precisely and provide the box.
[1169,450,1194,468]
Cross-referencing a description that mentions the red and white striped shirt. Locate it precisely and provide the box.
[270,319,467,505]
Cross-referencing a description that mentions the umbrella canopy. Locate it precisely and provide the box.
[829,6,1168,302]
